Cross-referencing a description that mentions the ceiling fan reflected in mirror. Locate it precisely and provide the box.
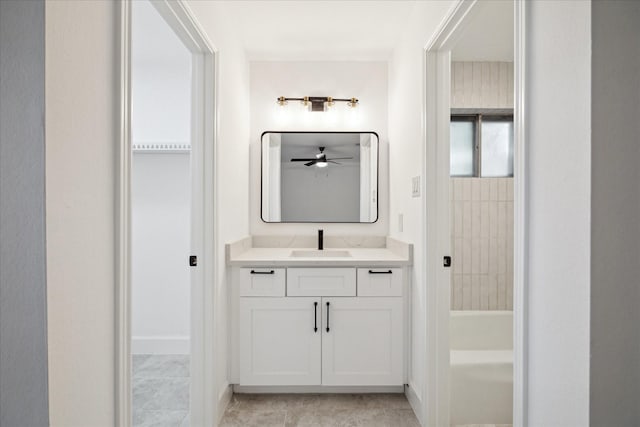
[290,147,353,168]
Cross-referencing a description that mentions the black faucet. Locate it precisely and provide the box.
[318,229,324,250]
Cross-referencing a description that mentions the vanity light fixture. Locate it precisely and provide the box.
[276,96,358,112]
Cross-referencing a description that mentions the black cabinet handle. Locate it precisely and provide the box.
[314,302,318,333]
[368,269,393,274]
[326,302,330,333]
[250,270,274,275]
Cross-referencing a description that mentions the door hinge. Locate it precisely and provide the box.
[189,255,197,267]
[443,256,452,268]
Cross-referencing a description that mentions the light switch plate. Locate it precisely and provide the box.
[412,176,420,197]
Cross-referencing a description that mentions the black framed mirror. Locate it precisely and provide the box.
[261,131,379,223]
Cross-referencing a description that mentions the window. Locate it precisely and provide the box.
[450,114,513,177]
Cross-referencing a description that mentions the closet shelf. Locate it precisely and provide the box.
[132,142,191,153]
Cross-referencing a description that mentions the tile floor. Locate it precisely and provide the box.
[131,361,509,427]
[132,354,190,427]
[219,393,420,427]
[452,425,512,427]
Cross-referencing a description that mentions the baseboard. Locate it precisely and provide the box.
[217,382,232,423]
[405,381,424,426]
[131,336,190,354]
[232,385,404,394]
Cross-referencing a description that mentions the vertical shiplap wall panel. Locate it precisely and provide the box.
[452,62,465,107]
[451,61,514,109]
[449,62,514,311]
[451,178,514,310]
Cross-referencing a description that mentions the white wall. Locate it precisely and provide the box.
[132,153,191,354]
[184,0,251,414]
[131,0,192,355]
[131,0,191,145]
[132,64,191,144]
[387,0,457,423]
[590,1,640,425]
[0,1,49,425]
[45,1,117,425]
[250,61,388,235]
[45,0,251,423]
[526,2,591,425]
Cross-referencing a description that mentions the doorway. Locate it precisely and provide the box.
[117,1,217,426]
[423,1,526,426]
[130,1,193,425]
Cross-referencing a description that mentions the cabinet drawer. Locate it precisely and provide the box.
[240,268,285,296]
[357,268,403,296]
[287,268,356,296]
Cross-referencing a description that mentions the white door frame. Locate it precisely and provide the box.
[422,1,527,426]
[116,1,218,426]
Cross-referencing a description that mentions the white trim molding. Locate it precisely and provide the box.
[116,1,218,426]
[513,0,528,425]
[116,2,132,426]
[423,1,527,426]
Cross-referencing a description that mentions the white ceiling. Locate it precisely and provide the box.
[214,0,419,61]
[451,0,513,62]
[134,0,512,64]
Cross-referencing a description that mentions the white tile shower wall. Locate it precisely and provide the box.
[451,177,513,310]
[451,62,514,109]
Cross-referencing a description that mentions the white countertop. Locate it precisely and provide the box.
[228,247,411,267]
[226,236,413,267]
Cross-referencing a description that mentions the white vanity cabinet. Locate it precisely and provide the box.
[321,297,403,385]
[239,297,321,385]
[237,266,405,387]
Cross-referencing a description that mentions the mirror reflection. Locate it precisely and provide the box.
[261,132,378,223]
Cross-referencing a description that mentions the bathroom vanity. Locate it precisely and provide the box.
[226,236,413,391]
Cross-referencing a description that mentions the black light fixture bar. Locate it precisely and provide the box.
[277,96,358,111]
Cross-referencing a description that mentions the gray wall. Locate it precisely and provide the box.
[0,1,49,425]
[591,1,640,425]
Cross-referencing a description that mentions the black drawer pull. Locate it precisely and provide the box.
[368,270,393,274]
[326,302,330,333]
[250,270,274,275]
[314,302,318,333]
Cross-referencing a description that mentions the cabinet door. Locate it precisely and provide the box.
[239,297,321,385]
[322,297,403,386]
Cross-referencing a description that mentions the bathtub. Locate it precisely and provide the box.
[450,310,513,425]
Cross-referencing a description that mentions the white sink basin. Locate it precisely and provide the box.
[290,250,352,258]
